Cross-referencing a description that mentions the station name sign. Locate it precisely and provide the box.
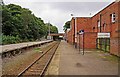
[98,33,110,38]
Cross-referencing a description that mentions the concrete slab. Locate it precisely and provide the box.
[45,43,60,75]
[59,40,118,75]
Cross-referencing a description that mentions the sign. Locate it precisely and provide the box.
[98,33,110,38]
[79,30,84,34]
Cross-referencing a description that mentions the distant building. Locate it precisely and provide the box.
[66,1,120,56]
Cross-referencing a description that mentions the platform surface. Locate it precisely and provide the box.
[59,40,118,75]
[0,40,52,53]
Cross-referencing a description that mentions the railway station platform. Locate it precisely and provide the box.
[0,40,52,54]
[58,40,118,75]
[0,40,52,59]
[46,40,118,76]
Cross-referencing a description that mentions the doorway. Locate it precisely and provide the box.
[96,38,110,52]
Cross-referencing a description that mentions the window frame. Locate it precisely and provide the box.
[97,20,100,27]
[111,13,116,23]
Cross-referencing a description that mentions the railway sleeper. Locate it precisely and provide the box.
[23,71,42,75]
[29,68,43,71]
[29,69,42,72]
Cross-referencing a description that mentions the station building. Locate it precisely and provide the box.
[66,1,120,56]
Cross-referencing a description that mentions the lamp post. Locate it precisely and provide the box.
[47,21,51,40]
[48,21,50,36]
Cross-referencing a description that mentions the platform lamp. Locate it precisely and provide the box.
[47,21,51,40]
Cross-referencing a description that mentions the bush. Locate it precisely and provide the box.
[2,35,21,45]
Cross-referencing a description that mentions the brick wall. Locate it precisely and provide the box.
[76,18,96,49]
[78,32,97,49]
[71,18,75,44]
[67,30,72,44]
[77,17,92,32]
[110,38,119,56]
[91,2,119,36]
[91,2,119,56]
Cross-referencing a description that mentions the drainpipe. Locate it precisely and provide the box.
[100,14,102,32]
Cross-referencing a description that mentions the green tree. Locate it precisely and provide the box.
[51,26,58,33]
[63,21,70,32]
[2,4,58,44]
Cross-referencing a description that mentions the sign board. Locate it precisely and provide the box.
[98,33,110,38]
[79,30,84,34]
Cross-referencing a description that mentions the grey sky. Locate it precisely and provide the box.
[3,0,115,33]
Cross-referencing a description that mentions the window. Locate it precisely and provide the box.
[111,13,116,23]
[93,27,95,32]
[93,27,95,29]
[98,20,100,27]
[103,23,106,31]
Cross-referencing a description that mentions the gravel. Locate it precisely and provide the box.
[2,42,54,76]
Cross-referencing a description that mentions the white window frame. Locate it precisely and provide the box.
[98,20,100,27]
[111,13,116,23]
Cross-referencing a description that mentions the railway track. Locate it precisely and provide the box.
[17,41,60,77]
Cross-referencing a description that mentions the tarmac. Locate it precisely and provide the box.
[46,40,118,76]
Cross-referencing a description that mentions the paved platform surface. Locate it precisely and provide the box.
[59,40,118,75]
[45,42,60,75]
[0,40,52,53]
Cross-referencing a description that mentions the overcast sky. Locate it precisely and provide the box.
[3,0,115,33]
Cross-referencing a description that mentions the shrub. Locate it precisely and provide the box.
[2,35,21,45]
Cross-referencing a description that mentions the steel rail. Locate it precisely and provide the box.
[17,42,59,77]
[39,42,60,77]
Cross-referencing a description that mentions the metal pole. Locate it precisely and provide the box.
[83,33,84,55]
[79,34,80,53]
[48,21,50,36]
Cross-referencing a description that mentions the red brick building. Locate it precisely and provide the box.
[66,1,120,56]
[67,17,97,49]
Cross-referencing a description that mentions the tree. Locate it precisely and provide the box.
[63,21,70,32]
[51,26,58,33]
[2,4,59,44]
[2,5,15,35]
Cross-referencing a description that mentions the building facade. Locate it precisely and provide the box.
[66,1,120,56]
